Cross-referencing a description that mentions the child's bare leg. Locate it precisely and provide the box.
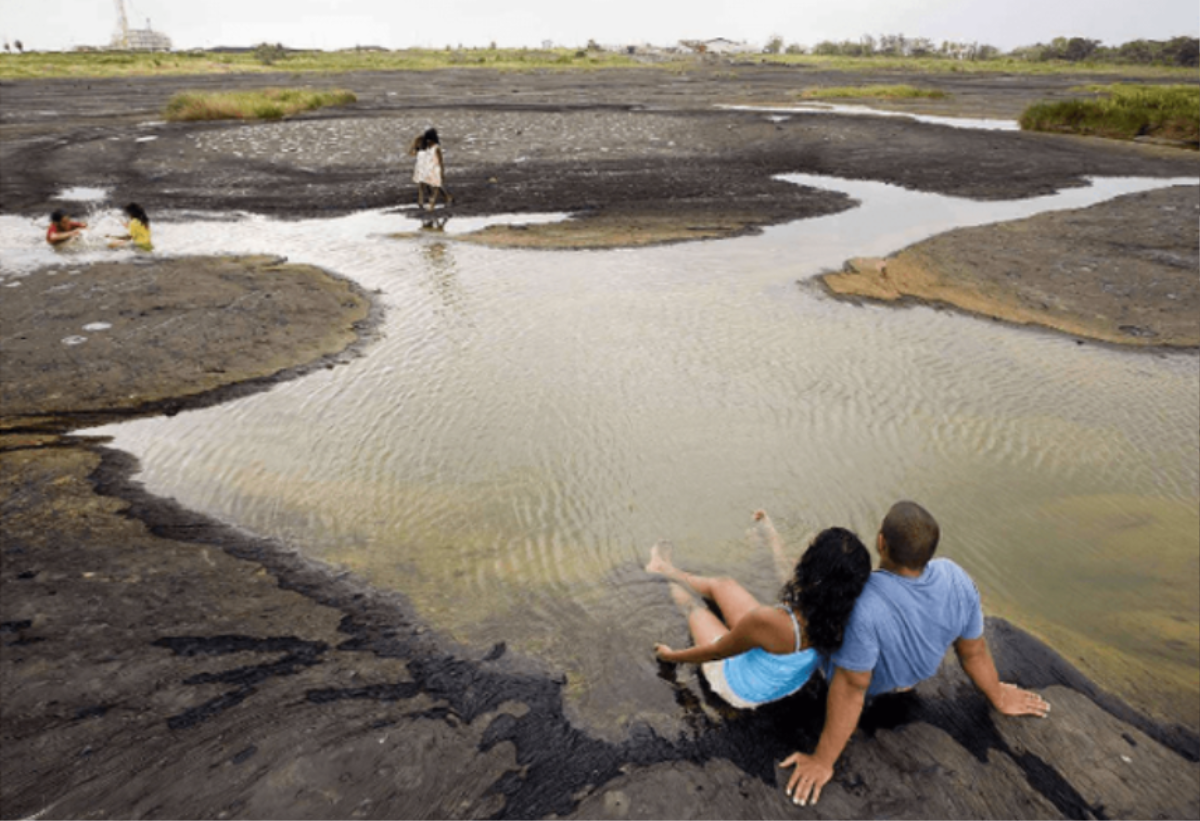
[753,509,794,584]
[428,187,440,210]
[417,184,426,208]
[647,541,762,628]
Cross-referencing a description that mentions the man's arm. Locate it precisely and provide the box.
[954,636,1050,717]
[780,666,871,806]
[48,227,82,245]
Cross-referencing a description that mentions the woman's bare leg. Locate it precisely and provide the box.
[752,510,794,583]
[668,583,729,647]
[647,541,762,628]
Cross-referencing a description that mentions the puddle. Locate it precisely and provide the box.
[6,173,1193,737]
[721,103,1020,131]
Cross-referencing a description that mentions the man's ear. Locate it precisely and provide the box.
[877,532,887,558]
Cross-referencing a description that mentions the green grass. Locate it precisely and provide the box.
[163,87,358,121]
[758,53,1200,78]
[1019,83,1199,144]
[795,84,947,100]
[3,47,1195,82]
[0,48,645,80]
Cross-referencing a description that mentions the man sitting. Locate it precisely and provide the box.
[781,500,1050,806]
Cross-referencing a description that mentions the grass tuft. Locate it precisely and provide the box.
[0,48,645,80]
[1019,84,1199,144]
[163,87,357,121]
[795,84,948,100]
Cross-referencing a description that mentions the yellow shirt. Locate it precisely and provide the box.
[129,218,152,251]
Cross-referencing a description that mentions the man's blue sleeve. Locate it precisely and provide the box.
[960,572,985,641]
[831,603,879,672]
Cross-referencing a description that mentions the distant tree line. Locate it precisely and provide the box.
[1011,36,1198,67]
[775,33,1199,67]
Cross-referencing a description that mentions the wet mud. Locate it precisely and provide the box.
[822,184,1200,349]
[0,255,375,432]
[3,66,1199,818]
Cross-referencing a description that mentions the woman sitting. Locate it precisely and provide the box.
[648,511,871,709]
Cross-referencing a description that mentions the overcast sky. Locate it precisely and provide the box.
[2,0,1197,53]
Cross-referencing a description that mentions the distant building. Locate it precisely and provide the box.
[112,28,172,51]
[110,1,171,51]
[680,38,757,55]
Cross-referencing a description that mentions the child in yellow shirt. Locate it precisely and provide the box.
[108,202,153,251]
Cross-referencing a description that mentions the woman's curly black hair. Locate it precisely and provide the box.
[780,527,872,655]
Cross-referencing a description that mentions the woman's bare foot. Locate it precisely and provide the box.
[752,509,794,583]
[645,540,675,575]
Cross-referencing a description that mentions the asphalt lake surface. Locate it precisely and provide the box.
[7,172,1186,738]
[3,68,1198,817]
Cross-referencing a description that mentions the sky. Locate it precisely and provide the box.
[2,0,1197,53]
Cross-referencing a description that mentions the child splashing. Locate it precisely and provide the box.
[647,511,871,709]
[107,203,153,251]
[46,210,87,246]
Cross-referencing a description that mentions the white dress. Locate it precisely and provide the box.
[412,146,442,187]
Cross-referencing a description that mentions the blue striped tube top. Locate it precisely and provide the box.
[723,605,820,704]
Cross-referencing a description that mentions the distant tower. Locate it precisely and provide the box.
[113,0,130,48]
[111,0,171,51]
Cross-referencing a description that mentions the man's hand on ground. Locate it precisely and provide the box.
[780,752,833,806]
[993,682,1050,717]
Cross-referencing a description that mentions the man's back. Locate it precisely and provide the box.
[830,558,984,696]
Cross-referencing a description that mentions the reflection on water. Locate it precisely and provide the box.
[18,173,1194,736]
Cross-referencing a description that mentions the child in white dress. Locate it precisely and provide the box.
[408,128,453,210]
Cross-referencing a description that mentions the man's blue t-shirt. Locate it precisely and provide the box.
[828,558,984,696]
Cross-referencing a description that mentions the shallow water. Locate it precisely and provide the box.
[720,103,1020,131]
[7,174,1197,736]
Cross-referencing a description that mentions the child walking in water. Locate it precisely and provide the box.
[408,128,453,211]
[647,511,871,709]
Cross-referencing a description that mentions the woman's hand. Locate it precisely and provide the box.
[654,643,677,663]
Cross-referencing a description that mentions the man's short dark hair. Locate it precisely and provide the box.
[881,501,940,570]
[50,210,65,223]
